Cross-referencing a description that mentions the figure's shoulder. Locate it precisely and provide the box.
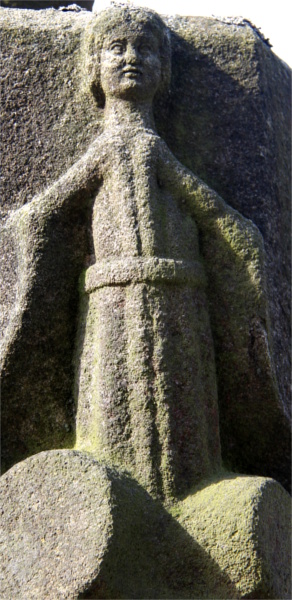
[85,132,107,156]
[79,131,113,174]
[126,127,159,144]
[151,135,178,163]
[145,131,165,147]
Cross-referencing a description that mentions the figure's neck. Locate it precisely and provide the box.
[103,97,157,132]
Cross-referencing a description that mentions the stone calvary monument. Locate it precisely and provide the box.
[0,3,291,599]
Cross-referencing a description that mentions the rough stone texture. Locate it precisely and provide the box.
[1,6,99,471]
[0,6,291,598]
[0,6,290,491]
[1,451,290,599]
[171,474,292,599]
[0,450,114,599]
[0,449,173,599]
[161,16,291,488]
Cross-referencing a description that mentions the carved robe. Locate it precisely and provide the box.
[75,129,221,499]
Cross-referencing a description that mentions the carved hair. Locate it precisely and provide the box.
[84,5,171,106]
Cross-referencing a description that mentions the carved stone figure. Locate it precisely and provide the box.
[1,3,289,496]
[1,3,290,490]
[72,6,289,501]
[0,5,290,598]
[75,6,222,499]
[1,5,271,499]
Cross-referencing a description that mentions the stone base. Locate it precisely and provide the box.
[0,451,290,599]
[0,450,168,599]
[170,475,291,599]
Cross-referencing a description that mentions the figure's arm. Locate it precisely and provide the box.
[157,139,239,225]
[156,142,289,481]
[157,137,266,289]
[18,136,104,220]
[157,138,265,256]
[4,137,104,292]
[1,137,105,365]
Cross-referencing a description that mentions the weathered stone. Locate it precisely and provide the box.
[1,451,290,599]
[0,449,169,599]
[1,6,290,488]
[0,5,290,596]
[170,474,291,599]
[0,450,114,598]
[0,6,99,472]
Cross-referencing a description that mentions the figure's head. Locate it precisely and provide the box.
[85,5,171,106]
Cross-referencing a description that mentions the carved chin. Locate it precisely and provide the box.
[108,79,158,101]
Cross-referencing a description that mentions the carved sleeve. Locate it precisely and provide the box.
[157,137,265,278]
[157,139,238,225]
[158,136,267,300]
[3,138,103,310]
[8,137,103,229]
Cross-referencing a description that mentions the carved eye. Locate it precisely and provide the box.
[109,41,125,55]
[139,43,152,55]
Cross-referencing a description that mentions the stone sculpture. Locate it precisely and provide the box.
[75,6,222,499]
[0,4,291,599]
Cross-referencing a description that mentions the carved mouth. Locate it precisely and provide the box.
[122,67,143,76]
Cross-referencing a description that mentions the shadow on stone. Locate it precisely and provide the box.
[0,449,240,599]
[1,10,290,494]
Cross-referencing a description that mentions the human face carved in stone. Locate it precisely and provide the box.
[100,28,162,102]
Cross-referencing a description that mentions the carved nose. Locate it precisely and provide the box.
[125,45,139,63]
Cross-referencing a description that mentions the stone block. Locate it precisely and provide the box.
[1,8,290,486]
[1,450,290,599]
